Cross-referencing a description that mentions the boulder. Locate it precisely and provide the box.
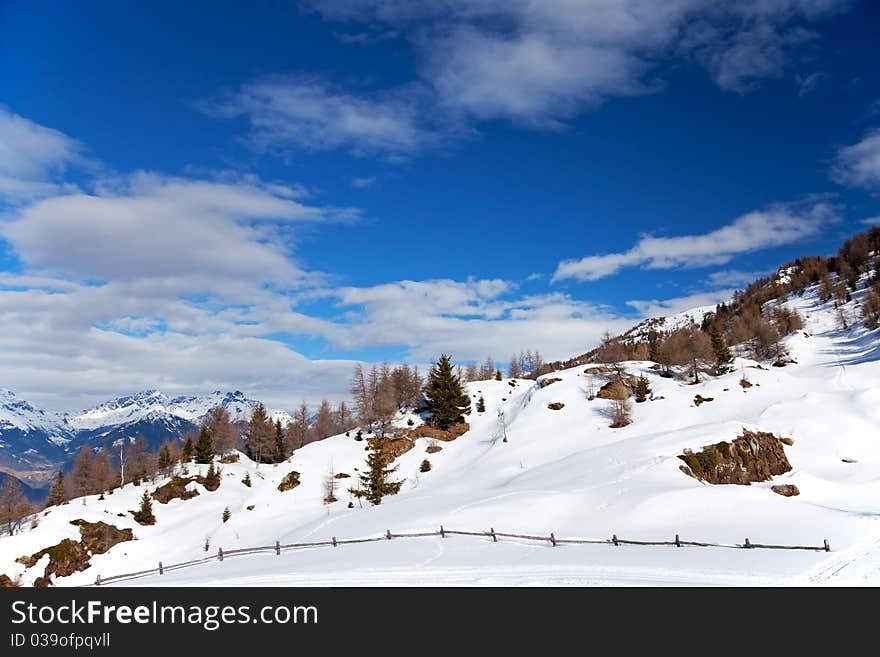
[547,402,565,411]
[540,377,562,388]
[277,471,301,492]
[679,429,792,485]
[152,477,200,504]
[17,539,92,578]
[771,484,800,497]
[69,520,133,555]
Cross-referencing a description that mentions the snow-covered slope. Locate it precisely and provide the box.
[3,282,879,586]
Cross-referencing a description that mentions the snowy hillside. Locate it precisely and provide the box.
[2,282,879,586]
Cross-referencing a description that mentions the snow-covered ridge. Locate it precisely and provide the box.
[68,389,292,430]
[0,389,71,434]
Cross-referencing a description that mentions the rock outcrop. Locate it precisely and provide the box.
[679,429,792,485]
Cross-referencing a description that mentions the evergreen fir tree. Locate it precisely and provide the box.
[157,444,172,471]
[181,435,194,463]
[45,471,68,508]
[494,370,503,381]
[634,376,650,403]
[476,395,486,413]
[132,491,155,525]
[350,437,402,505]
[424,354,472,430]
[273,419,287,463]
[222,506,231,523]
[194,426,214,464]
[203,463,221,491]
[242,472,252,487]
[708,323,734,375]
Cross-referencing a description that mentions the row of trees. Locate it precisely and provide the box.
[350,363,423,433]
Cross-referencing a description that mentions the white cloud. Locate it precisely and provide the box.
[351,176,377,188]
[830,129,880,192]
[863,217,880,226]
[552,201,838,282]
[704,269,768,288]
[0,107,85,202]
[307,0,851,127]
[2,172,355,291]
[320,279,633,363]
[202,76,435,159]
[626,288,738,318]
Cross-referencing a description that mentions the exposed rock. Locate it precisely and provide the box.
[0,574,19,587]
[426,445,443,454]
[540,377,562,388]
[17,539,92,578]
[596,380,631,400]
[678,429,792,485]
[694,395,714,406]
[771,484,800,497]
[780,437,795,446]
[334,472,351,479]
[381,437,415,459]
[246,505,255,511]
[219,453,240,463]
[33,576,53,588]
[277,471,301,492]
[404,422,469,443]
[547,402,565,411]
[152,477,200,504]
[70,520,133,554]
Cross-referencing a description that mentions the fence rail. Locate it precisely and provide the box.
[90,527,831,586]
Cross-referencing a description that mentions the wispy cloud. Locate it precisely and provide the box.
[308,0,851,127]
[201,76,437,159]
[350,176,377,189]
[552,201,838,282]
[830,129,880,192]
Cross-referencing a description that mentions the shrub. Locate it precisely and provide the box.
[242,472,252,487]
[419,459,432,473]
[222,507,231,523]
[132,492,156,526]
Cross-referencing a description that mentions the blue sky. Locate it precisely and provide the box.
[1,1,879,410]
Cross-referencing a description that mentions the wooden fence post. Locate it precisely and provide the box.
[218,547,224,561]
[612,534,619,546]
[440,525,446,538]
[95,574,102,586]
[386,529,392,540]
[490,527,497,542]
[275,541,281,555]
[824,539,831,552]
[550,532,557,547]
[158,562,164,575]
[332,536,337,547]
[675,534,681,547]
[744,538,751,549]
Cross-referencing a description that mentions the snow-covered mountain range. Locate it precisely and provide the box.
[0,389,292,482]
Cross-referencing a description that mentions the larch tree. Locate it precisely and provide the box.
[313,400,335,441]
[205,405,237,454]
[0,477,29,536]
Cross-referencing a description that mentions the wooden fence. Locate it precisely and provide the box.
[91,527,831,585]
